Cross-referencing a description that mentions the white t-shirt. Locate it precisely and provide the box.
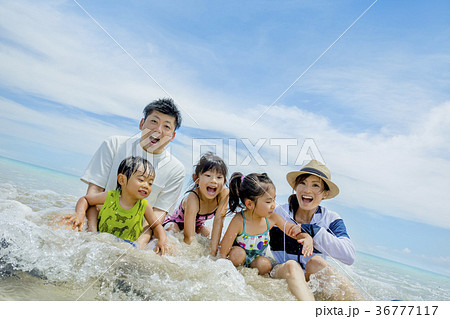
[81,135,185,214]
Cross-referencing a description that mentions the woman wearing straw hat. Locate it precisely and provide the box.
[269,160,363,300]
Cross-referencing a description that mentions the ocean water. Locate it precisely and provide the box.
[1,156,449,301]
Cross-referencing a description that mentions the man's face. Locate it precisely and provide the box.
[139,110,176,154]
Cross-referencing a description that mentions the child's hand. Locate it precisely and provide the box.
[154,240,167,255]
[297,233,313,257]
[288,224,302,238]
[62,214,84,232]
[210,246,218,257]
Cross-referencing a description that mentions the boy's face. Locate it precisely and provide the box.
[118,165,154,200]
[139,110,176,154]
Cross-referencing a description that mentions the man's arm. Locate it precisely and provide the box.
[81,136,121,231]
[85,183,105,232]
[86,183,105,195]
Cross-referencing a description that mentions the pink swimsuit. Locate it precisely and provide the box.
[163,190,217,230]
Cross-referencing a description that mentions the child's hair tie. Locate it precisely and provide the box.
[240,175,246,182]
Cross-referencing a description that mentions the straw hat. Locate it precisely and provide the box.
[286,160,339,199]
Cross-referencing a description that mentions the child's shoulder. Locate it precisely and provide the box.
[182,190,200,207]
[185,189,200,199]
[102,189,118,199]
[230,211,243,222]
[228,212,244,231]
[218,187,229,200]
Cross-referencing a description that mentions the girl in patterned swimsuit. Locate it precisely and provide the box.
[220,172,314,277]
[64,156,167,253]
[163,152,229,255]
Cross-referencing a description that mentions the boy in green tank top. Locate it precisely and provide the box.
[64,156,167,253]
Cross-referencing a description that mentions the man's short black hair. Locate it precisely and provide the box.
[143,98,182,130]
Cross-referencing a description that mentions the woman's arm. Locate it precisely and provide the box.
[210,188,229,256]
[219,215,242,259]
[307,218,355,265]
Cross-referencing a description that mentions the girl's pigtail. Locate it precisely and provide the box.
[228,172,274,214]
[228,172,243,212]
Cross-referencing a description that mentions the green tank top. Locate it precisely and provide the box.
[97,190,147,242]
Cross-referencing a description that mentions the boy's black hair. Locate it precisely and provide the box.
[228,172,274,212]
[116,156,155,191]
[143,98,182,130]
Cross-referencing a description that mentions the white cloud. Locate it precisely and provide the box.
[0,97,134,156]
[1,0,450,232]
[0,1,169,118]
[301,53,450,132]
[254,102,450,229]
[403,248,411,254]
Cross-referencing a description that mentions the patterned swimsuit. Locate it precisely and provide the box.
[163,190,217,230]
[234,213,270,267]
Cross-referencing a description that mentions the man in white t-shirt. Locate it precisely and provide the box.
[81,98,185,233]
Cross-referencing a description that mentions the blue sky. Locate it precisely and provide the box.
[1,0,449,276]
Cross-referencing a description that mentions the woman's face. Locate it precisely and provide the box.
[295,175,329,212]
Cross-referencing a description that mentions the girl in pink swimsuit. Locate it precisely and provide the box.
[163,152,229,255]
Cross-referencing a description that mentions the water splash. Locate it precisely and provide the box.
[0,195,297,300]
[1,160,448,301]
